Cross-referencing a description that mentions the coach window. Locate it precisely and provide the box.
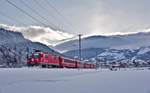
[54,55,57,59]
[45,54,48,58]
[34,54,40,58]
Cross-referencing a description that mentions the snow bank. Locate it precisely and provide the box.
[0,68,150,93]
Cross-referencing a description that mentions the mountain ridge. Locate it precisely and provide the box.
[0,28,60,67]
[54,31,150,52]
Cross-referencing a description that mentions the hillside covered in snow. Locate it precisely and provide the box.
[55,32,150,52]
[93,47,150,66]
[63,46,150,67]
[54,32,150,65]
[0,28,60,67]
[0,24,74,46]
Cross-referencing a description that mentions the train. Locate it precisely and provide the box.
[27,50,96,69]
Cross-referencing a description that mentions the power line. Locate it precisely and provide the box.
[45,0,79,31]
[6,0,48,26]
[5,0,79,34]
[58,35,77,42]
[0,10,26,25]
[33,0,73,32]
[33,0,62,28]
[19,0,57,29]
[44,0,71,28]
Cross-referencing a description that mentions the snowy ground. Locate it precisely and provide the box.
[0,68,150,93]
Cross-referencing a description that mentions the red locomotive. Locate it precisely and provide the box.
[27,51,96,69]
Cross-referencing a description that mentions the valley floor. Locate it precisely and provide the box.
[0,68,150,93]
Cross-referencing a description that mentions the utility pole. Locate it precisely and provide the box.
[26,47,29,61]
[95,51,99,69]
[78,34,82,61]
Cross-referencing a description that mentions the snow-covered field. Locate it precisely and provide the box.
[0,68,150,93]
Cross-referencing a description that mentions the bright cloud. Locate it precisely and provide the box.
[0,24,74,46]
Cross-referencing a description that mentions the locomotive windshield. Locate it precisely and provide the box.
[34,53,40,58]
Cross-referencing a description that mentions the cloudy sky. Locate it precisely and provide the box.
[0,0,150,45]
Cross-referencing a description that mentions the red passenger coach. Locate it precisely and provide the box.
[63,58,76,68]
[27,51,96,69]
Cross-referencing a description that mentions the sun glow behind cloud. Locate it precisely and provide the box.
[0,0,150,39]
[58,0,150,36]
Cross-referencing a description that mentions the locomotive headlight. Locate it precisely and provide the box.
[31,58,34,61]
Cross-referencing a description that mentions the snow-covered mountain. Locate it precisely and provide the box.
[55,32,150,64]
[54,32,150,52]
[92,47,150,65]
[63,48,106,59]
[63,46,150,65]
[0,28,60,67]
[0,24,74,46]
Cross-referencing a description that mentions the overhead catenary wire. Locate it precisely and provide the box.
[4,0,78,42]
[0,10,26,25]
[6,0,79,33]
[33,0,63,29]
[33,0,74,32]
[0,0,82,46]
[44,0,83,43]
[19,0,57,29]
[45,0,80,31]
[6,0,49,27]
